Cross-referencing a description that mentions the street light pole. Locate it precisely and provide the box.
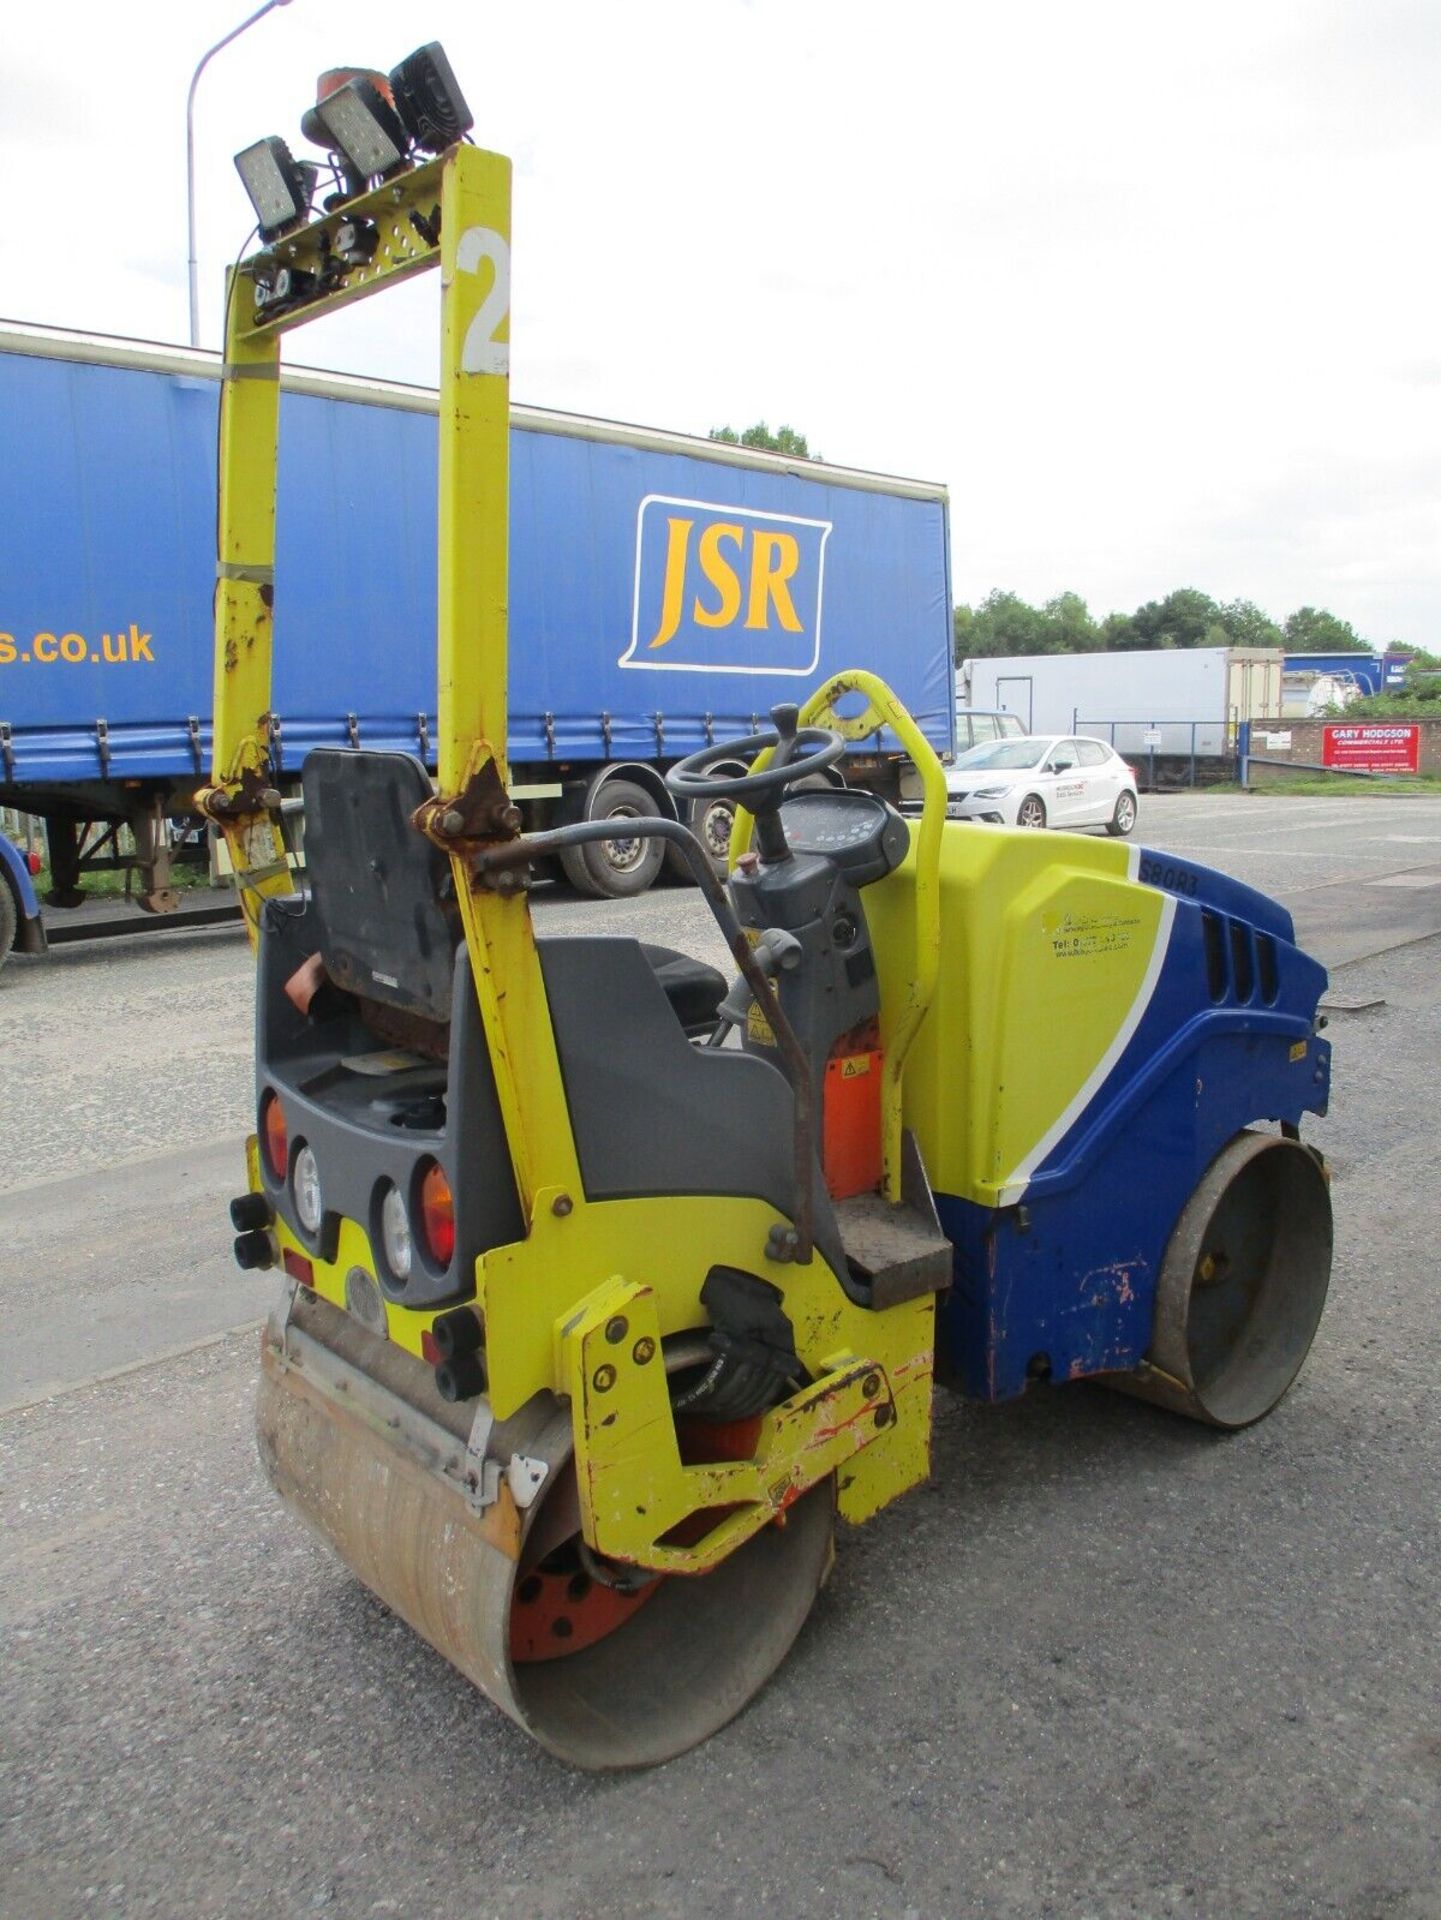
[186,0,295,348]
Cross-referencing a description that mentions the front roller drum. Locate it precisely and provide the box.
[1110,1130,1333,1429]
[256,1308,835,1770]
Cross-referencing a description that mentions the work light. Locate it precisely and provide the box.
[312,71,411,181]
[389,42,473,153]
[233,135,312,240]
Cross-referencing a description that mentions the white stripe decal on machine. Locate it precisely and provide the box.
[997,892,1177,1207]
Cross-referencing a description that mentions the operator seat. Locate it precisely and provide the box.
[299,748,725,1036]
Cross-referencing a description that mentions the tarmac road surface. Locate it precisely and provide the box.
[2,794,1439,1918]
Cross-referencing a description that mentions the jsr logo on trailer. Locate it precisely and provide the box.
[620,496,831,676]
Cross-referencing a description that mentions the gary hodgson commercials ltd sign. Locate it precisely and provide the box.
[1322,724,1421,774]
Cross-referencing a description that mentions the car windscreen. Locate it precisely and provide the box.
[954,740,1049,771]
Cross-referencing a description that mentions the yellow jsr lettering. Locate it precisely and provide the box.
[0,634,16,665]
[745,532,804,632]
[691,522,744,629]
[647,517,694,649]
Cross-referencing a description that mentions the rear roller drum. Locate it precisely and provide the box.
[504,1460,835,1769]
[1110,1130,1333,1429]
[256,1304,835,1769]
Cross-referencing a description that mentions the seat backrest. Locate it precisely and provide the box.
[301,748,460,1022]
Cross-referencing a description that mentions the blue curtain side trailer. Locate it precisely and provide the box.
[0,322,954,908]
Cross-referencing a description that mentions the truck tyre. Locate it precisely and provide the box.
[558,779,666,899]
[1016,794,1047,829]
[1107,792,1138,837]
[0,874,17,974]
[667,793,736,882]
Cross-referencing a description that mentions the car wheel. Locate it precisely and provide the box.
[1106,791,1137,837]
[1016,794,1047,830]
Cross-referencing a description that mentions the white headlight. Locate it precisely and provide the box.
[381,1184,413,1280]
[292,1144,324,1234]
[974,784,1013,799]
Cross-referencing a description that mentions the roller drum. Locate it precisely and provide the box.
[256,1296,835,1769]
[1108,1130,1333,1429]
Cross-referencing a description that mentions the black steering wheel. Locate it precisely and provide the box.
[666,703,846,808]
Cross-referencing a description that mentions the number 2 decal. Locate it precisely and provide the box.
[456,226,510,376]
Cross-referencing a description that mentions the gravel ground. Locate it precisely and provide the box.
[2,800,1439,1919]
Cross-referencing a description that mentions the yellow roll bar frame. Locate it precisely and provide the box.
[198,146,582,1218]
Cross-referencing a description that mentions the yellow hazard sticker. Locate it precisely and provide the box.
[1289,1041,1308,1062]
[746,998,776,1046]
[838,1054,872,1078]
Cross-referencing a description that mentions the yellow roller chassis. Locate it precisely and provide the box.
[252,1129,934,1573]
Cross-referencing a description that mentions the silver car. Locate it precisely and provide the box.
[940,735,1139,835]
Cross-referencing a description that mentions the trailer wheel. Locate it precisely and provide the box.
[0,875,16,973]
[676,793,737,880]
[1016,794,1047,829]
[1106,791,1138,836]
[558,779,666,899]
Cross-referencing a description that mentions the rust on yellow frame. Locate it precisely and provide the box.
[557,1275,934,1574]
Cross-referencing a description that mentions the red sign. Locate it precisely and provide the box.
[1322,724,1421,773]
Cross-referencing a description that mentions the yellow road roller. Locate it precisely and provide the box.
[204,53,1334,1768]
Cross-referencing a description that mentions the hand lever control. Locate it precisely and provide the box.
[768,702,801,769]
[752,703,802,862]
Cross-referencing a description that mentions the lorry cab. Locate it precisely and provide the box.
[955,706,1026,751]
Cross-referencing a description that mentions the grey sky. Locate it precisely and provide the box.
[3,0,1436,648]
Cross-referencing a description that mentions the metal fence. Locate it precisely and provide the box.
[1074,717,1234,790]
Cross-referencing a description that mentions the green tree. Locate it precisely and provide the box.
[955,591,1104,660]
[708,422,817,459]
[960,590,1050,658]
[1127,588,1221,650]
[1042,592,1103,653]
[1218,598,1285,649]
[952,603,975,663]
[1282,606,1373,653]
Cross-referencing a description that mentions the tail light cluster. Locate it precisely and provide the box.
[242,1095,482,1399]
[255,1092,456,1284]
[377,1159,454,1277]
